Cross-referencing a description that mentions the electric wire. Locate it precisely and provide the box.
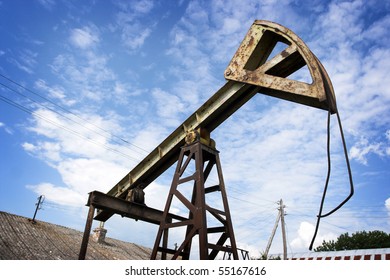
[1,74,274,205]
[0,73,150,155]
[0,94,140,162]
[0,80,145,157]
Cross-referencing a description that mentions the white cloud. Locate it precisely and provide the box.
[34,79,76,106]
[23,108,138,207]
[22,142,35,151]
[26,182,85,207]
[132,0,154,13]
[0,121,13,134]
[386,198,390,212]
[362,14,390,46]
[112,81,142,105]
[290,221,338,252]
[130,122,169,153]
[151,88,186,127]
[57,158,128,194]
[37,0,55,10]
[22,141,61,162]
[26,108,135,162]
[22,98,181,210]
[220,18,241,35]
[349,137,386,165]
[50,51,117,103]
[122,27,151,50]
[69,27,100,49]
[114,0,155,51]
[290,222,316,250]
[304,1,390,168]
[9,49,38,74]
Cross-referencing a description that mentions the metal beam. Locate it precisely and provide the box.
[89,191,186,224]
[78,203,95,260]
[105,82,258,202]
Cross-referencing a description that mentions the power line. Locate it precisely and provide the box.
[0,76,281,214]
[0,74,303,212]
[0,73,150,155]
[1,81,147,158]
[288,208,388,220]
[0,94,140,162]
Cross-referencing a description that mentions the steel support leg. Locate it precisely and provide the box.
[78,203,95,260]
[151,141,238,260]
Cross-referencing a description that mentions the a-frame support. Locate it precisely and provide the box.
[151,140,238,260]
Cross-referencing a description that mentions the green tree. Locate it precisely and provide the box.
[314,230,390,252]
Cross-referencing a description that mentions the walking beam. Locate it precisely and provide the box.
[99,19,337,222]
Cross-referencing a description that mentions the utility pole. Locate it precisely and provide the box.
[30,195,44,224]
[279,199,288,260]
[264,209,281,258]
[263,199,288,259]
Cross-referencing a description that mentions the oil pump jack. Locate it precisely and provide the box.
[79,20,351,260]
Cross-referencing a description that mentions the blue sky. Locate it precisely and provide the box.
[0,0,389,258]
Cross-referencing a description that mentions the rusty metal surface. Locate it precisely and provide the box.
[225,20,337,113]
[90,191,187,224]
[79,203,95,259]
[151,141,238,260]
[103,82,258,210]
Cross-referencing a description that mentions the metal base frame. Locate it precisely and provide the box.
[151,141,238,260]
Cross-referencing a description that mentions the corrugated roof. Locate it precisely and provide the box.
[0,211,152,260]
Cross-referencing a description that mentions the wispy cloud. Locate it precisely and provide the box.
[308,0,390,167]
[151,88,186,127]
[8,49,38,74]
[22,141,62,162]
[26,182,85,207]
[22,107,139,206]
[114,0,155,51]
[37,0,56,10]
[0,121,13,134]
[34,79,76,106]
[50,51,116,103]
[69,26,100,49]
[350,137,387,165]
[24,108,132,162]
